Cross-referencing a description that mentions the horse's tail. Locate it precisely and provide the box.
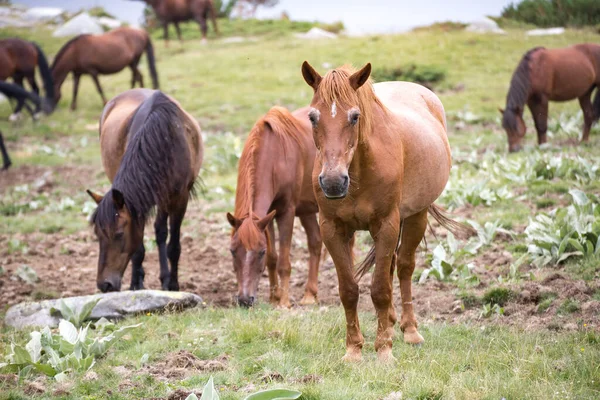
[353,204,474,282]
[145,37,159,89]
[0,81,42,109]
[209,0,219,34]
[592,86,600,124]
[31,42,55,113]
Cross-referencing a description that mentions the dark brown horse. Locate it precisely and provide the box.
[87,89,203,292]
[141,0,218,45]
[51,27,159,111]
[501,44,600,152]
[0,38,54,118]
[301,62,470,361]
[226,106,322,308]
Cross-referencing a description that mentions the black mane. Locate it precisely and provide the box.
[503,47,544,130]
[92,91,186,234]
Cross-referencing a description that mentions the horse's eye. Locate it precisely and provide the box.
[349,113,360,126]
[258,249,266,258]
[230,249,235,256]
[309,115,317,127]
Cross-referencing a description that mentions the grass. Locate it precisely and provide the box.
[1,307,600,399]
[2,18,600,399]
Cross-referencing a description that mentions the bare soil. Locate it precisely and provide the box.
[1,164,599,332]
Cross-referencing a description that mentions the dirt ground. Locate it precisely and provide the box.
[1,164,599,332]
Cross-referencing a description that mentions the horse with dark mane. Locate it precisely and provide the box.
[501,44,600,152]
[139,0,218,45]
[226,106,322,308]
[0,38,54,117]
[51,27,159,111]
[301,61,472,362]
[87,89,203,293]
[0,81,52,170]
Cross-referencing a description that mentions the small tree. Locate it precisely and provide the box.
[235,0,279,18]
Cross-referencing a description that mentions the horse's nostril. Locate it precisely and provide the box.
[98,281,113,293]
[343,175,349,187]
[318,175,324,187]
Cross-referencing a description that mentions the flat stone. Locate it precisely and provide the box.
[4,290,202,329]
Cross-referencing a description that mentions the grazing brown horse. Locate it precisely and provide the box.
[87,89,203,293]
[0,38,54,118]
[301,62,470,361]
[226,106,322,308]
[51,27,159,111]
[501,44,600,152]
[141,0,218,45]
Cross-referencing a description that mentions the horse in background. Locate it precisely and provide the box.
[0,38,54,117]
[301,61,472,361]
[227,106,322,308]
[51,27,159,111]
[0,81,51,170]
[87,89,202,293]
[501,44,600,152]
[140,0,219,45]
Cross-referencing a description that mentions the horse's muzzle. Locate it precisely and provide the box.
[237,295,255,308]
[509,144,522,153]
[318,174,349,199]
[98,277,122,293]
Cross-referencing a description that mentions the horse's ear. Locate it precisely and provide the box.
[86,189,103,205]
[349,63,372,90]
[112,189,125,210]
[498,108,505,115]
[257,210,276,231]
[227,212,241,229]
[301,61,322,90]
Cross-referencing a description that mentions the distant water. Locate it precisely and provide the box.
[14,0,514,34]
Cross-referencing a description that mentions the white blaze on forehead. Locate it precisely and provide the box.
[331,101,337,117]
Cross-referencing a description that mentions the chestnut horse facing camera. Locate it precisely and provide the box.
[227,106,322,308]
[87,89,203,293]
[140,0,218,45]
[301,61,472,362]
[501,44,600,152]
[0,38,54,117]
[51,27,159,111]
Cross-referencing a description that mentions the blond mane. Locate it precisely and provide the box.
[315,65,385,140]
[233,106,306,249]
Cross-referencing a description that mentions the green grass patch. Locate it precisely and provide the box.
[536,292,558,314]
[558,299,581,315]
[482,287,515,307]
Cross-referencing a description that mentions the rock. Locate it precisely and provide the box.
[465,17,505,34]
[96,16,122,30]
[526,27,565,36]
[5,290,203,329]
[23,7,64,23]
[295,27,337,40]
[53,12,103,37]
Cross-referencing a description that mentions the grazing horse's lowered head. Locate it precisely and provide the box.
[302,61,374,199]
[500,106,526,153]
[227,211,276,307]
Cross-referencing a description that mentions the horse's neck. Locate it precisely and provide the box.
[52,55,74,97]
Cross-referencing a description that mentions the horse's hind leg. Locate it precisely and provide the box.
[166,200,189,291]
[195,14,208,43]
[527,95,548,145]
[129,60,144,88]
[71,72,81,111]
[396,208,428,346]
[25,73,39,96]
[299,213,322,305]
[130,242,146,290]
[90,71,107,105]
[0,131,12,170]
[174,22,183,43]
[10,74,25,120]
[275,208,296,308]
[578,87,594,142]
[154,209,170,290]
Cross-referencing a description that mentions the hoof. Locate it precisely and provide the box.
[201,38,208,45]
[8,113,21,122]
[403,329,424,345]
[341,349,362,362]
[377,347,396,363]
[168,281,180,291]
[299,294,318,306]
[276,301,292,309]
[2,162,11,171]
[33,112,43,120]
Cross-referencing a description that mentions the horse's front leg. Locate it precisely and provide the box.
[70,72,81,111]
[321,217,363,361]
[528,95,548,145]
[266,221,280,305]
[130,242,146,290]
[275,208,295,308]
[369,211,400,362]
[0,131,12,170]
[397,208,428,345]
[166,200,189,291]
[299,213,322,305]
[578,88,594,143]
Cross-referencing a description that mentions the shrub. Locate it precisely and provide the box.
[501,0,600,27]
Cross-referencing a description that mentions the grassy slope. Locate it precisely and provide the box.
[1,22,600,399]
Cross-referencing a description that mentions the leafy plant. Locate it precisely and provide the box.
[51,298,101,328]
[419,233,477,283]
[480,303,504,318]
[0,320,141,380]
[525,189,600,267]
[13,265,39,284]
[185,376,302,400]
[482,287,514,307]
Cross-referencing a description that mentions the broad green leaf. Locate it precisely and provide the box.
[26,331,42,363]
[243,389,302,400]
[10,344,31,364]
[567,239,584,253]
[76,298,101,327]
[32,362,57,377]
[569,189,589,206]
[59,320,79,345]
[200,376,220,400]
[18,364,34,380]
[54,371,69,382]
[58,301,76,324]
[185,395,199,400]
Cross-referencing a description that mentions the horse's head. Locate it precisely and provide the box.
[500,107,526,152]
[226,211,276,307]
[301,61,372,199]
[87,189,143,292]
